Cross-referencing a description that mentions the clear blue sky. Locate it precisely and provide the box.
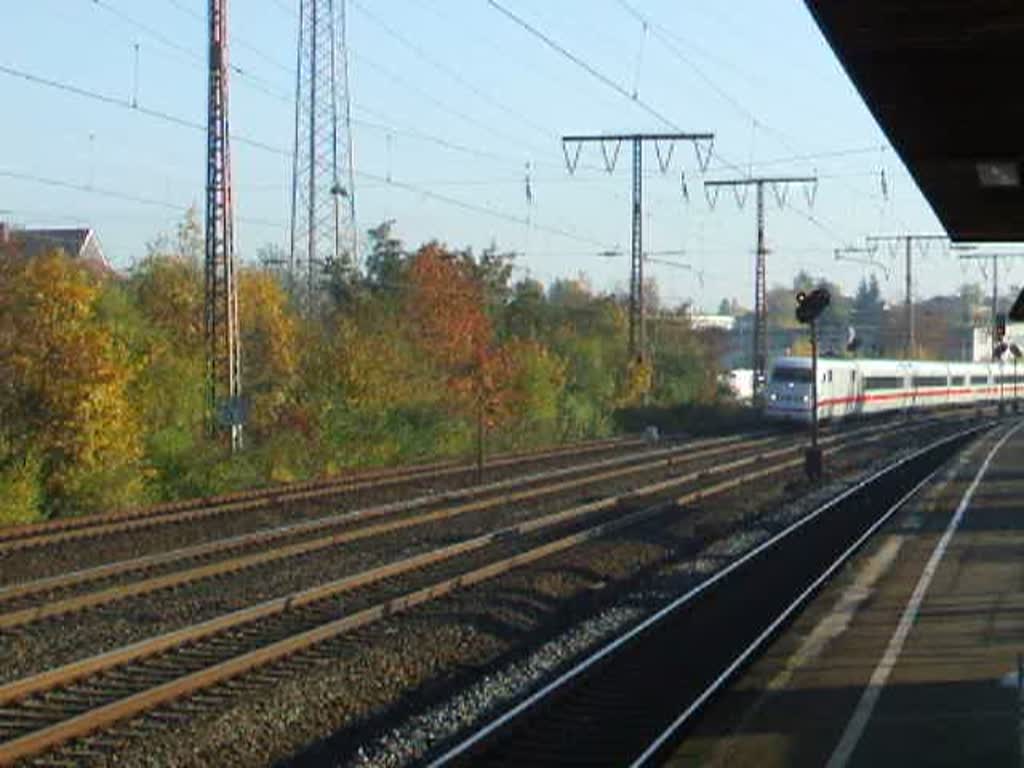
[2,0,1004,310]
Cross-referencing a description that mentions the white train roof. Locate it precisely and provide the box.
[769,356,999,373]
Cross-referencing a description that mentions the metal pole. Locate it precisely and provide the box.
[206,0,243,452]
[811,319,819,451]
[631,137,644,361]
[994,254,1000,347]
[1007,356,1015,411]
[905,236,913,359]
[805,318,823,480]
[754,181,767,398]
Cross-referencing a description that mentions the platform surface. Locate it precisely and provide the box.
[668,420,1024,767]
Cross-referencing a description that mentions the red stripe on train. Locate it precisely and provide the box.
[817,386,1005,408]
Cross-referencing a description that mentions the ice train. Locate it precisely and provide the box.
[763,356,1021,423]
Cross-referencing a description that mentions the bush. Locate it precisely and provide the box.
[614,400,760,437]
[0,455,43,525]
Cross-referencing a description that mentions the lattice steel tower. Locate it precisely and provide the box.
[206,0,243,451]
[290,0,357,300]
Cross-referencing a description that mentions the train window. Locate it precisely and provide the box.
[969,375,988,385]
[864,376,903,390]
[950,376,964,386]
[912,376,947,387]
[772,367,812,383]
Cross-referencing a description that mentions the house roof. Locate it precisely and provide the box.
[1,226,111,271]
[17,228,92,258]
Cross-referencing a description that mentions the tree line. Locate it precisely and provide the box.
[0,216,725,524]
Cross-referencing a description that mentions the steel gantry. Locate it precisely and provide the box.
[561,132,714,363]
[290,0,358,306]
[865,234,947,359]
[205,0,243,451]
[704,175,817,400]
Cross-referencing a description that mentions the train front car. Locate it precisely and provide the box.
[764,356,814,423]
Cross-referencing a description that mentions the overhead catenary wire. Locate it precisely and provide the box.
[163,0,585,175]
[486,0,681,131]
[612,0,919,238]
[0,62,609,249]
[89,0,292,103]
[349,0,559,151]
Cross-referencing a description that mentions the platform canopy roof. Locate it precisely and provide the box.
[805,1,1024,242]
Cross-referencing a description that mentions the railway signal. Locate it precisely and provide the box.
[796,288,830,480]
[795,288,831,325]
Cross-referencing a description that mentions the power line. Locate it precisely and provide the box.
[350,0,558,152]
[163,0,293,76]
[90,0,291,103]
[486,0,680,130]
[350,49,552,161]
[365,172,607,248]
[0,62,289,156]
[0,58,606,248]
[611,0,918,239]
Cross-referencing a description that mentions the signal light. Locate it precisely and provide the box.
[795,287,831,324]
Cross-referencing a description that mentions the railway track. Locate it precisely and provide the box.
[0,431,766,629]
[0,435,650,556]
[0,414,980,765]
[0,417,929,640]
[425,422,995,767]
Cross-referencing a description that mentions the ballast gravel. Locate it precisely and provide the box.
[26,419,975,768]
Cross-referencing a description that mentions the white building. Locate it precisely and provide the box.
[972,323,1024,361]
[689,313,736,332]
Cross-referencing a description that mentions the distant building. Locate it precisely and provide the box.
[688,313,736,332]
[973,323,1024,362]
[0,223,110,270]
[721,368,754,401]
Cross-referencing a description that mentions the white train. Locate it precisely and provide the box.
[763,356,1022,423]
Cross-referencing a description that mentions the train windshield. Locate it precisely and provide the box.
[771,367,813,384]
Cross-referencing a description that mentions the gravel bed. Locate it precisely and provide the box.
[0,441,665,584]
[0,436,757,610]
[41,420,973,768]
[0,439,780,684]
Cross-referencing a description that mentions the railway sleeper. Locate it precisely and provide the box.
[33,757,103,768]
[141,710,194,722]
[36,696,105,708]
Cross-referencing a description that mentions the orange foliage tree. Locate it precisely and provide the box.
[405,242,492,371]
[404,243,517,461]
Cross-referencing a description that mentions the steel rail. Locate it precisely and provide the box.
[427,422,994,767]
[0,424,890,630]
[0,436,782,626]
[0,420,948,762]
[0,435,647,548]
[0,434,754,607]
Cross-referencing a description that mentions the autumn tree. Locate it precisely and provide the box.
[129,254,204,352]
[238,269,300,438]
[405,242,492,372]
[0,250,143,517]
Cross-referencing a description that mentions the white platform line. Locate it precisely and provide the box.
[825,420,1023,768]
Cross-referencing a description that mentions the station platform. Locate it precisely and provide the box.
[668,419,1024,767]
